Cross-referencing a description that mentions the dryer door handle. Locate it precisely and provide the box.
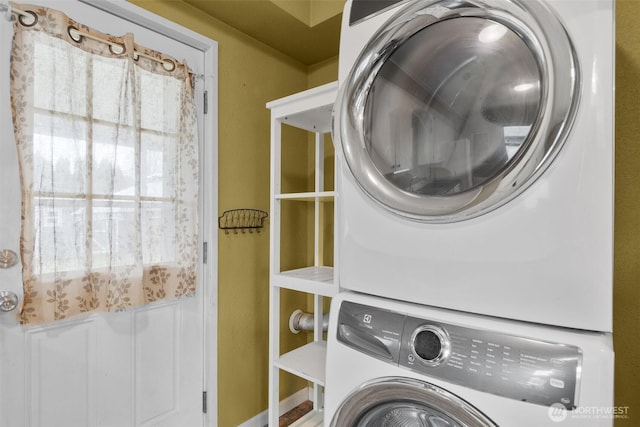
[338,324,395,361]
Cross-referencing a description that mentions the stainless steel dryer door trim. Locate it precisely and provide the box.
[334,0,579,222]
[329,376,498,426]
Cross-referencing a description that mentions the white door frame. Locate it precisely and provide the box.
[79,0,219,424]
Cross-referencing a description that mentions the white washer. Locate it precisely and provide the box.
[333,0,614,331]
[325,291,614,427]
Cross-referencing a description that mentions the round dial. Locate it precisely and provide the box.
[411,325,450,366]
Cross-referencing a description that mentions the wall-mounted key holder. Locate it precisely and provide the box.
[218,209,268,234]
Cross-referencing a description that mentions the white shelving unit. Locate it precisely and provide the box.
[267,82,339,427]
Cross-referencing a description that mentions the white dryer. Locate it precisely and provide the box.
[325,292,614,427]
[333,0,614,331]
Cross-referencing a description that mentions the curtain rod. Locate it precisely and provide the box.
[0,1,29,21]
[1,1,177,72]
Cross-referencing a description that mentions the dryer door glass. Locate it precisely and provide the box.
[357,402,462,426]
[366,17,540,197]
[330,377,497,427]
[335,0,579,222]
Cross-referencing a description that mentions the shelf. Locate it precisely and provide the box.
[275,191,335,201]
[266,82,338,133]
[289,409,324,427]
[281,105,333,133]
[268,82,338,427]
[273,266,337,296]
[275,341,327,385]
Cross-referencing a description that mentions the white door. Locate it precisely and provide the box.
[0,1,218,426]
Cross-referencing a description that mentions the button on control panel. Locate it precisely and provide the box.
[337,301,582,410]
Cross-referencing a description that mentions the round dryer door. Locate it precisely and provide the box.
[330,377,497,426]
[334,0,579,222]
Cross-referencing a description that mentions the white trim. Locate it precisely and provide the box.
[203,49,219,427]
[238,388,312,427]
[77,1,219,425]
[80,0,214,51]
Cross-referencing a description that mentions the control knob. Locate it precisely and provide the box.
[410,325,450,366]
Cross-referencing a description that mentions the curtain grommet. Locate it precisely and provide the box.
[162,59,176,72]
[109,42,125,55]
[18,10,37,27]
[68,25,82,42]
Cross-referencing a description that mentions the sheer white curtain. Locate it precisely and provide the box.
[10,3,199,325]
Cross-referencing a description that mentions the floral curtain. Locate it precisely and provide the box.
[10,3,199,325]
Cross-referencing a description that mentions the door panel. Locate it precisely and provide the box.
[0,2,213,426]
[29,321,97,427]
[136,304,182,425]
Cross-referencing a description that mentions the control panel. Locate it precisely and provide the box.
[349,0,405,26]
[337,301,582,409]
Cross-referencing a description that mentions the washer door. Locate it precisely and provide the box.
[330,377,497,426]
[334,0,579,222]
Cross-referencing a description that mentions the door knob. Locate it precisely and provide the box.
[0,249,18,269]
[0,291,19,312]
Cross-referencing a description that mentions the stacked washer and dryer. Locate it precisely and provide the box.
[326,0,614,426]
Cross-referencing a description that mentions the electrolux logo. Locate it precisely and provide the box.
[548,403,630,423]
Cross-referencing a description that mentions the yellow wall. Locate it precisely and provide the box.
[271,0,343,27]
[614,1,640,424]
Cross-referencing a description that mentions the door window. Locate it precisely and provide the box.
[10,6,199,325]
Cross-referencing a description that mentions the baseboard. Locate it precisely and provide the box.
[238,388,311,427]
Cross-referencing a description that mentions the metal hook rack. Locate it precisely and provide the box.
[218,209,268,234]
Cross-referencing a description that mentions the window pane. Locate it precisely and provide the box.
[33,113,87,194]
[141,201,175,264]
[91,200,137,269]
[92,123,136,196]
[92,56,132,125]
[141,132,176,198]
[140,69,180,133]
[33,33,88,116]
[34,197,87,274]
